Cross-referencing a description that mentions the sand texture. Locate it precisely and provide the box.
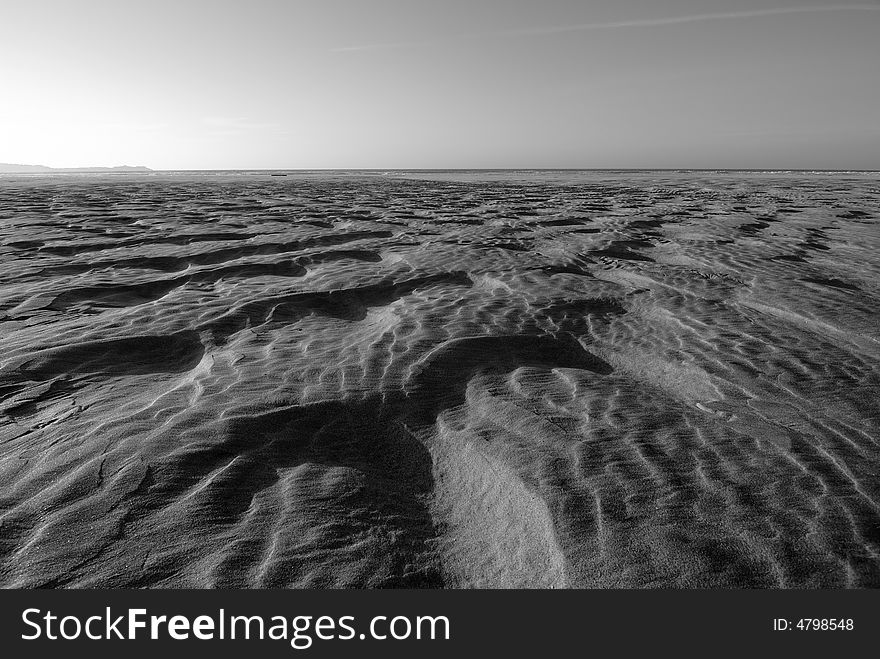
[0,171,878,588]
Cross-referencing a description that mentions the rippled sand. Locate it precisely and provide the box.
[1,171,878,588]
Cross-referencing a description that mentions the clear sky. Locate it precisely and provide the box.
[2,0,878,169]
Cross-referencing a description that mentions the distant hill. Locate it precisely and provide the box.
[0,163,153,173]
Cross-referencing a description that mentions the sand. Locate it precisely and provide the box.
[0,170,878,588]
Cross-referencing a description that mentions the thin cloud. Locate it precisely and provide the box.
[200,116,281,137]
[329,40,426,53]
[504,3,880,36]
[330,4,880,52]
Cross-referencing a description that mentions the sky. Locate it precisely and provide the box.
[1,0,878,169]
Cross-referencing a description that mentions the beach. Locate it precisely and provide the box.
[0,170,878,588]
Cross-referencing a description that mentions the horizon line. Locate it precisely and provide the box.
[5,167,880,173]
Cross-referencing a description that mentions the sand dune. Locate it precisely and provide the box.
[0,170,878,588]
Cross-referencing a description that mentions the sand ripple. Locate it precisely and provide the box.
[1,171,878,587]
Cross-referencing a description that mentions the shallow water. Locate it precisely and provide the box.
[1,171,878,587]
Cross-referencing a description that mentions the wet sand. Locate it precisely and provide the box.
[0,170,878,587]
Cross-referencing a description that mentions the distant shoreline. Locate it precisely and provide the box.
[0,164,152,174]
